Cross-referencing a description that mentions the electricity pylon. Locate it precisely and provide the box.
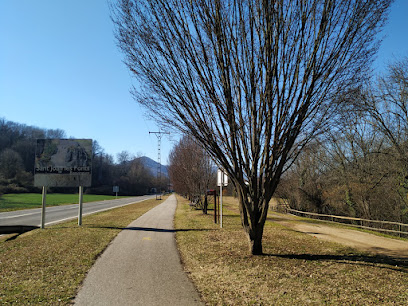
[149,131,169,200]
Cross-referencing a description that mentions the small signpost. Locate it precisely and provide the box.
[34,139,92,228]
[217,169,228,228]
[78,186,84,226]
[41,186,47,229]
[113,186,119,198]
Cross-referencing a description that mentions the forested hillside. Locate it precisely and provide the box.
[0,118,166,195]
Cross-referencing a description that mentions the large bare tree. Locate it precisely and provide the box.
[112,0,392,254]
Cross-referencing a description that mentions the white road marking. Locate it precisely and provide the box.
[41,199,149,226]
[1,196,154,228]
[2,212,41,219]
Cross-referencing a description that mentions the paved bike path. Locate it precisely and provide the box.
[74,195,202,305]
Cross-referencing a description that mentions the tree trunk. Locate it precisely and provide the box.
[237,188,269,255]
[248,225,265,255]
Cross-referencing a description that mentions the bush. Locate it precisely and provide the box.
[0,184,29,194]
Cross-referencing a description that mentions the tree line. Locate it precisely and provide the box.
[276,57,408,224]
[168,135,217,213]
[0,118,160,196]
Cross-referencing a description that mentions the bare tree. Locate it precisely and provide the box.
[169,135,215,212]
[280,103,407,223]
[357,57,408,221]
[45,129,67,139]
[117,150,134,165]
[112,0,392,254]
[0,149,24,179]
[360,57,408,162]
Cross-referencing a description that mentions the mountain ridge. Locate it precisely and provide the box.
[138,156,169,178]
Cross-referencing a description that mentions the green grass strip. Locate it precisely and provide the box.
[0,193,131,212]
[0,196,165,305]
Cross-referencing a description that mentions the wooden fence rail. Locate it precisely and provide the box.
[286,208,408,237]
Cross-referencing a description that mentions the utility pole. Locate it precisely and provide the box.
[149,131,169,200]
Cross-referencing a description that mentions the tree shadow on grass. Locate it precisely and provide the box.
[263,253,408,273]
[0,225,39,241]
[267,217,302,223]
[221,214,241,219]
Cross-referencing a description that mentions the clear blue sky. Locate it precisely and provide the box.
[1,0,408,164]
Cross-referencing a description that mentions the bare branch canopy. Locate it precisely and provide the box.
[111,0,393,254]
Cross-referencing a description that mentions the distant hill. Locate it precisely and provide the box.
[138,156,169,178]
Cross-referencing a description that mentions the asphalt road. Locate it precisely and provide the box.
[0,195,155,227]
[74,194,203,306]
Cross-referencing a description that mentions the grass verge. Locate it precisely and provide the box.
[225,196,408,242]
[175,195,408,305]
[278,211,408,241]
[0,196,165,305]
[0,193,132,212]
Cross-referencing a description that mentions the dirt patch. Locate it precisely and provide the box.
[270,213,408,259]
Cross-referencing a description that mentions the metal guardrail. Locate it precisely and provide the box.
[287,208,408,237]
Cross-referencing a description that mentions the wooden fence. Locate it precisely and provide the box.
[286,208,408,238]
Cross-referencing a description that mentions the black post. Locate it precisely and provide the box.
[204,194,208,214]
[214,191,217,224]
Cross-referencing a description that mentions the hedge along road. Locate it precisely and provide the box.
[0,195,155,229]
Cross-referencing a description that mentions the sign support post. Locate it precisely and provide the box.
[217,169,228,229]
[220,183,223,228]
[41,186,46,229]
[78,186,83,226]
[113,186,119,199]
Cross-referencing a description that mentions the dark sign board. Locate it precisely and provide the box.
[34,139,92,187]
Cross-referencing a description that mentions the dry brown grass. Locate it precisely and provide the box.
[175,195,408,305]
[0,197,165,305]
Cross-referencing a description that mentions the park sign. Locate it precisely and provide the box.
[34,139,92,187]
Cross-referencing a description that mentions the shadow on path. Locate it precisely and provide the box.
[263,253,408,273]
[85,225,215,233]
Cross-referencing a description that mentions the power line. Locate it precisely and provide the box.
[149,131,169,200]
